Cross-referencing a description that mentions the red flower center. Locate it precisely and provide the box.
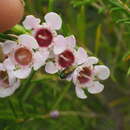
[35,28,53,47]
[58,50,75,68]
[14,47,32,66]
[77,67,92,84]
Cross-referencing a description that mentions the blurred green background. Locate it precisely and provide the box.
[1,0,130,130]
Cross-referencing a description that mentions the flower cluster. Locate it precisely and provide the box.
[0,12,110,99]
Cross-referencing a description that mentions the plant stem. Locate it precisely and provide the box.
[52,83,72,109]
[8,98,18,119]
[49,0,54,11]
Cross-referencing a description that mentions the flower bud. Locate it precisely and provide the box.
[50,110,60,119]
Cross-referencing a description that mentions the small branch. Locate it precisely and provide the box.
[108,96,130,108]
[7,34,18,39]
[48,0,54,11]
[0,33,17,41]
[15,110,102,123]
[117,0,130,13]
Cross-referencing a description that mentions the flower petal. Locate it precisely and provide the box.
[33,50,49,70]
[1,40,17,55]
[53,35,66,55]
[65,35,76,48]
[76,47,88,65]
[87,81,104,94]
[75,86,87,99]
[18,34,39,49]
[0,63,5,71]
[94,65,110,80]
[44,12,62,30]
[72,69,78,85]
[66,73,73,81]
[3,58,15,71]
[45,61,58,74]
[13,67,32,79]
[0,79,20,98]
[7,71,16,85]
[23,15,41,29]
[85,56,99,65]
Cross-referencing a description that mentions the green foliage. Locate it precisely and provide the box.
[1,0,130,129]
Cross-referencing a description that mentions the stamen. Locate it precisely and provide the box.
[59,55,69,61]
[38,35,48,40]
[81,73,91,79]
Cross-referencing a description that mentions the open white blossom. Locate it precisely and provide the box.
[2,34,49,79]
[0,63,20,98]
[45,35,76,74]
[23,12,62,49]
[70,47,110,99]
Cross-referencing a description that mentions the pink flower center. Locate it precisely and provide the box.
[35,28,53,47]
[77,67,92,84]
[14,47,32,66]
[58,50,75,68]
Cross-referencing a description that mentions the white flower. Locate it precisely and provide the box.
[23,12,62,49]
[71,47,110,99]
[2,34,49,79]
[0,63,20,98]
[45,35,76,74]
